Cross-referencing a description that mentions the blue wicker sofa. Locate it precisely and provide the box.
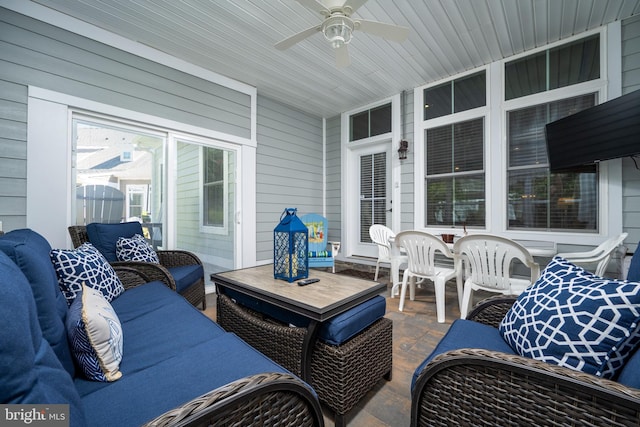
[410,256,640,426]
[0,229,323,427]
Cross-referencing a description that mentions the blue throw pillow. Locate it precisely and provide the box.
[116,234,159,263]
[50,243,124,305]
[499,256,640,379]
[66,284,123,382]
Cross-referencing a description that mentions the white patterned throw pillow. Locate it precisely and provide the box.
[50,243,124,305]
[116,234,160,264]
[66,284,123,382]
[499,256,640,379]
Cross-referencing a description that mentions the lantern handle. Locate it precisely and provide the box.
[280,207,298,222]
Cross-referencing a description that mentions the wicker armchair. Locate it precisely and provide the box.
[68,225,206,309]
[411,296,640,427]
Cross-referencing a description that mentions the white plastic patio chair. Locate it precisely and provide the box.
[395,230,461,323]
[369,225,408,296]
[556,232,628,277]
[454,234,540,319]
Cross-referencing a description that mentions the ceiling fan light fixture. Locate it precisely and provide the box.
[322,15,354,49]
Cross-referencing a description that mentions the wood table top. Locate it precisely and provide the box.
[211,264,386,321]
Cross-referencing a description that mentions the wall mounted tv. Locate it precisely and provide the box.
[545,89,640,171]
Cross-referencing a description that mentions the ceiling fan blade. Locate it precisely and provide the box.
[275,25,321,50]
[356,19,410,43]
[335,44,351,68]
[342,0,369,15]
[296,0,330,15]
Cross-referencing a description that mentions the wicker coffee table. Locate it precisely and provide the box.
[212,265,392,427]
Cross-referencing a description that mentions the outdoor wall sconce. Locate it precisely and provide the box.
[398,140,409,160]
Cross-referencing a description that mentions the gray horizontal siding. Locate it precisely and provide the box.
[400,90,415,231]
[0,8,251,137]
[325,114,341,241]
[622,14,640,253]
[0,7,253,231]
[0,76,27,230]
[255,96,323,263]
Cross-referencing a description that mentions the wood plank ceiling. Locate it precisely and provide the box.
[28,0,640,117]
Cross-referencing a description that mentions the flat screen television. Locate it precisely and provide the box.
[545,89,640,171]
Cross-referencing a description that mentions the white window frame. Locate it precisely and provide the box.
[199,146,230,235]
[413,26,623,247]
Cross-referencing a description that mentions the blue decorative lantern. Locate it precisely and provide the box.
[274,208,309,282]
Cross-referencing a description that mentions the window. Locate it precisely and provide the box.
[203,147,226,228]
[416,30,608,241]
[72,118,164,227]
[424,71,486,120]
[126,185,149,220]
[505,35,599,100]
[507,95,598,231]
[350,103,392,141]
[426,118,485,227]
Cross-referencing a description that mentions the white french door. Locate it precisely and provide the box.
[349,143,392,257]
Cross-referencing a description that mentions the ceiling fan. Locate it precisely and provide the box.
[275,0,410,68]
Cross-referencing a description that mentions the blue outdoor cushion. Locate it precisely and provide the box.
[411,319,515,391]
[319,295,386,345]
[75,333,292,427]
[0,250,87,427]
[168,265,204,294]
[76,281,227,398]
[627,243,640,282]
[499,256,640,379]
[617,346,640,388]
[225,289,385,345]
[0,229,75,377]
[86,221,144,262]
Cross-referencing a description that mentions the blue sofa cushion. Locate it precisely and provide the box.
[67,285,123,382]
[86,221,144,262]
[51,243,124,305]
[0,229,75,377]
[411,319,515,391]
[627,243,640,282]
[116,233,160,263]
[319,295,386,345]
[168,265,204,294]
[75,333,291,427]
[0,250,87,427]
[618,346,640,388]
[499,256,640,379]
[225,289,385,345]
[76,281,227,397]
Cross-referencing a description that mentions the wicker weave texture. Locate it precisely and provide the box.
[142,372,322,427]
[311,317,393,415]
[217,293,306,377]
[466,295,517,328]
[411,296,640,427]
[180,278,206,309]
[415,352,640,427]
[217,293,393,417]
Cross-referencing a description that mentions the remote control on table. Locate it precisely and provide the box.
[298,278,320,286]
